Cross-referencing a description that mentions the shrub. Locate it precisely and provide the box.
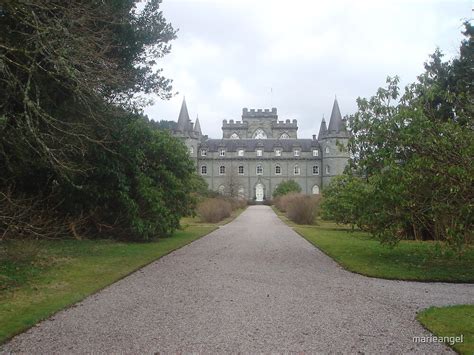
[272,180,302,198]
[196,198,232,223]
[286,194,321,225]
[274,192,301,212]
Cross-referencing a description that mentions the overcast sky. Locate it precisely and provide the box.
[143,0,472,139]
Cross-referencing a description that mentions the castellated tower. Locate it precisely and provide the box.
[174,97,201,163]
[319,98,350,188]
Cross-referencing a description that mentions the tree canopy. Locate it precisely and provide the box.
[273,180,302,198]
[321,22,473,252]
[0,1,198,241]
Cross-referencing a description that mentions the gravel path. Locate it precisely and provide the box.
[3,206,473,353]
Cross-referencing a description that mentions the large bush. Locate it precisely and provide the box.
[274,192,301,213]
[196,198,233,223]
[286,194,321,225]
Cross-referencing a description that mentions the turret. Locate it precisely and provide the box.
[318,116,327,139]
[327,98,344,133]
[176,97,192,133]
[320,97,350,189]
[194,115,202,137]
[173,97,202,163]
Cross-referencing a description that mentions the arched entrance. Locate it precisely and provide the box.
[255,183,264,202]
[312,185,320,195]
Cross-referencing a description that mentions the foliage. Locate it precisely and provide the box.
[320,175,373,228]
[68,114,196,240]
[195,196,246,223]
[322,23,473,251]
[286,195,321,225]
[0,1,199,241]
[272,180,302,198]
[417,305,474,355]
[196,198,233,223]
[274,192,301,213]
[146,118,178,131]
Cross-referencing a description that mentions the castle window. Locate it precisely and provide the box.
[256,149,263,157]
[275,148,282,157]
[219,148,226,157]
[219,165,226,175]
[312,165,319,175]
[201,165,207,175]
[256,165,263,175]
[218,185,225,195]
[312,149,319,157]
[200,149,207,156]
[275,165,281,175]
[294,149,300,157]
[326,165,330,174]
[325,147,330,154]
[230,133,240,139]
[238,149,244,157]
[238,165,244,175]
[189,146,194,154]
[294,165,300,175]
[253,129,267,139]
[280,133,289,139]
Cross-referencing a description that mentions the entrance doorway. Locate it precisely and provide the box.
[255,183,264,202]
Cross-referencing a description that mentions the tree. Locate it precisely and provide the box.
[272,180,302,198]
[320,175,373,229]
[0,1,200,241]
[323,23,473,251]
[0,0,176,185]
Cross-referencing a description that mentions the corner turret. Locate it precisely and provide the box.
[319,97,350,189]
[176,97,192,133]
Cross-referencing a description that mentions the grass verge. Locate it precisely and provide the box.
[417,305,474,354]
[0,208,245,344]
[273,208,474,282]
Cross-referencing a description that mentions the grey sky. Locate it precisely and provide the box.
[144,0,472,139]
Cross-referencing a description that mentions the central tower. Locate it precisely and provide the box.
[221,108,298,139]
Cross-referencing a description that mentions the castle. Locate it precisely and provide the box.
[173,98,350,201]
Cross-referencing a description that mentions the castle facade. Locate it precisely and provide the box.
[174,99,350,201]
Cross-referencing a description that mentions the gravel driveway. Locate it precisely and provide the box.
[2,206,473,353]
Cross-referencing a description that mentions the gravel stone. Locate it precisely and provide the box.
[2,206,473,353]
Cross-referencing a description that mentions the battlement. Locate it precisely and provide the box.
[242,107,278,119]
[222,120,248,128]
[272,119,297,128]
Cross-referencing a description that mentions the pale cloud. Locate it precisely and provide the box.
[217,78,248,101]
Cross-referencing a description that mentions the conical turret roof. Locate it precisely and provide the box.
[318,116,327,139]
[328,97,344,132]
[176,97,191,132]
[194,116,202,135]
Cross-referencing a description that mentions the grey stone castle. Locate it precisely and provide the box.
[173,98,350,201]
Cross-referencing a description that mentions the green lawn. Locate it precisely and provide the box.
[273,209,474,282]
[0,210,243,344]
[417,305,474,354]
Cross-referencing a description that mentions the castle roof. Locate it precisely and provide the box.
[318,116,327,139]
[327,98,344,132]
[193,116,202,135]
[176,97,192,132]
[200,139,319,152]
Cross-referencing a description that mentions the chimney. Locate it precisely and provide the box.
[312,134,316,140]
